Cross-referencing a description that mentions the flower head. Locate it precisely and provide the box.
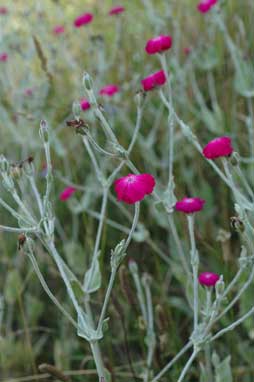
[24,88,33,96]
[0,52,8,62]
[60,187,76,201]
[53,25,65,35]
[141,70,166,91]
[109,6,125,15]
[198,272,220,287]
[0,7,7,15]
[175,197,205,214]
[183,47,191,56]
[197,0,218,13]
[114,173,155,204]
[99,84,119,97]
[74,13,93,28]
[80,98,91,111]
[203,136,233,159]
[145,35,172,55]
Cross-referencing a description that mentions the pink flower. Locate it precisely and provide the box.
[175,197,205,214]
[60,187,76,201]
[114,174,155,204]
[141,70,167,91]
[203,136,233,159]
[99,84,119,97]
[24,88,33,96]
[0,52,8,62]
[109,6,125,15]
[53,25,65,35]
[197,0,218,13]
[198,272,220,287]
[145,35,173,55]
[80,99,91,111]
[183,47,191,56]
[0,6,7,15]
[74,13,93,28]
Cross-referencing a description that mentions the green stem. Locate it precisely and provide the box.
[151,341,192,382]
[187,214,199,331]
[177,349,198,382]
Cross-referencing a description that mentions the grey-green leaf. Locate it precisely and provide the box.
[213,353,232,382]
[83,259,101,293]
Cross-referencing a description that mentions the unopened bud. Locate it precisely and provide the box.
[215,276,225,298]
[230,152,240,166]
[39,120,49,142]
[134,90,146,108]
[128,258,138,274]
[83,72,93,91]
[0,155,9,173]
[72,101,81,121]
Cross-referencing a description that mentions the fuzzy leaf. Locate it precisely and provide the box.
[77,309,102,341]
[83,259,101,293]
[213,353,232,382]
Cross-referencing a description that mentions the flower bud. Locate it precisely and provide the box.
[134,90,146,108]
[215,276,225,298]
[110,240,126,269]
[39,120,49,142]
[2,175,14,191]
[23,159,34,177]
[0,155,9,173]
[128,258,138,273]
[230,152,240,166]
[83,72,93,91]
[72,101,81,121]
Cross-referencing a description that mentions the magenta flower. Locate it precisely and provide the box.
[24,88,33,96]
[145,35,173,55]
[114,174,156,204]
[0,6,7,15]
[80,99,91,111]
[197,0,218,13]
[53,25,65,35]
[60,187,76,201]
[198,272,220,287]
[183,47,191,56]
[74,13,93,28]
[203,137,233,159]
[109,6,125,15]
[0,52,8,62]
[175,197,205,214]
[99,84,119,97]
[141,70,167,92]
